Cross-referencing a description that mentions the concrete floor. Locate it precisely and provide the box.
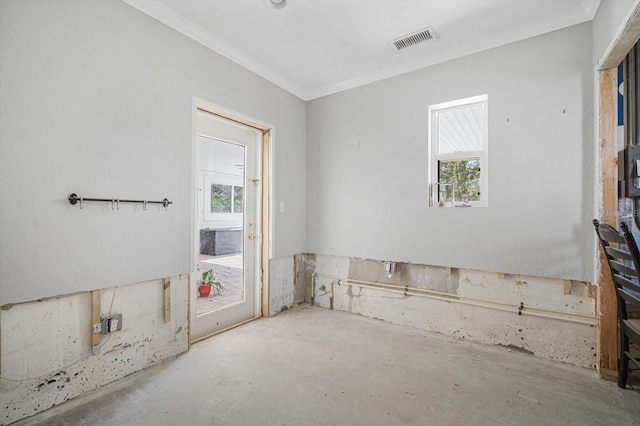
[15,306,640,426]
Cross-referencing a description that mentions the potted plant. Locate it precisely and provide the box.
[197,269,224,297]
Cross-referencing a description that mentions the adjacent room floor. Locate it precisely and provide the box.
[15,306,640,426]
[196,253,244,314]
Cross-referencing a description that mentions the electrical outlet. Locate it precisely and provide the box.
[100,314,123,334]
[109,317,119,332]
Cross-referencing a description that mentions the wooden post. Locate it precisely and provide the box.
[598,68,619,378]
[261,129,271,318]
[0,305,11,373]
[588,283,597,299]
[91,290,101,354]
[163,279,171,324]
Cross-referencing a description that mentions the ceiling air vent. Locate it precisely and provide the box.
[392,27,437,51]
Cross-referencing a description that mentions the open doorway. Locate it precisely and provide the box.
[596,2,640,378]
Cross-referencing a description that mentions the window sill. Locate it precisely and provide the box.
[430,202,487,208]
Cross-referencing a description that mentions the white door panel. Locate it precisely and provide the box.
[191,110,261,342]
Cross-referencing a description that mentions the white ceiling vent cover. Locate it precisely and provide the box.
[392,27,437,51]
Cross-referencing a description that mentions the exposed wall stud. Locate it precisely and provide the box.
[163,279,171,324]
[91,290,101,355]
[588,283,597,299]
[564,280,572,295]
[598,68,619,378]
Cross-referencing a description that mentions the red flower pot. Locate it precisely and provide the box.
[198,284,212,297]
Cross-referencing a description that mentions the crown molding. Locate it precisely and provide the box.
[306,4,596,100]
[122,0,311,100]
[583,0,602,19]
[124,0,597,102]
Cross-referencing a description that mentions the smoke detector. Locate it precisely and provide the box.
[392,27,438,51]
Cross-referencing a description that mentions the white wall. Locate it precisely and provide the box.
[306,23,594,282]
[0,0,306,304]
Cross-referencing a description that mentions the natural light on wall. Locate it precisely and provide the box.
[428,94,488,207]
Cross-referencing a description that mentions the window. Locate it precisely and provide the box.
[428,94,488,207]
[203,174,244,222]
[210,184,244,213]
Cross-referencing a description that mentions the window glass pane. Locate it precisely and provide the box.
[437,103,484,154]
[438,159,481,202]
[211,184,232,213]
[233,186,244,213]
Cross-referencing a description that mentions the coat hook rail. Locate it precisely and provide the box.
[68,193,172,209]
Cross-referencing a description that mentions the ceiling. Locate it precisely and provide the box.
[438,103,484,155]
[124,0,601,101]
[198,136,245,173]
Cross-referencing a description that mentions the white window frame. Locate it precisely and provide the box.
[428,94,488,207]
[203,174,244,222]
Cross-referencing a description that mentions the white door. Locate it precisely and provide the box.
[191,110,261,342]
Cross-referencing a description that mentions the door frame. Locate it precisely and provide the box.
[596,1,640,378]
[189,98,273,346]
